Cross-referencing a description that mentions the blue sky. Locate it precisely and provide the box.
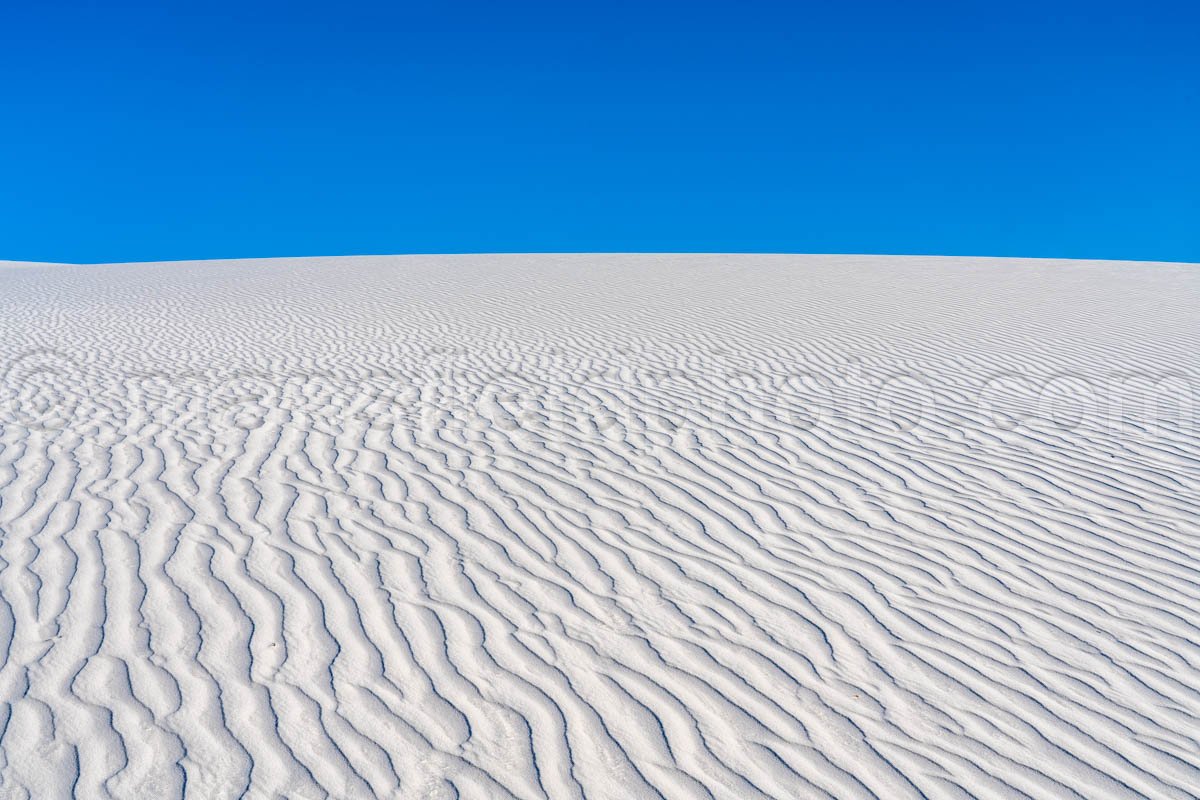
[2,1,1197,263]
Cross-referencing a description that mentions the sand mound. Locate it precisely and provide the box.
[1,254,1197,798]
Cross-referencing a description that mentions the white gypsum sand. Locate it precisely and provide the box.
[0,253,1197,799]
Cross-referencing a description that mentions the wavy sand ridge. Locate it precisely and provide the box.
[0,254,1197,799]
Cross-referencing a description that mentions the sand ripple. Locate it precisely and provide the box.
[0,254,1197,799]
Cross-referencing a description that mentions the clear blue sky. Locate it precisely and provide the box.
[2,1,1197,263]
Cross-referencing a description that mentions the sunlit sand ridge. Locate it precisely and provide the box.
[0,254,1197,799]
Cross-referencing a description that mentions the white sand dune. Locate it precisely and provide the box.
[0,253,1197,799]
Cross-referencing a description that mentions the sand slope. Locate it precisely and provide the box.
[0,254,1197,799]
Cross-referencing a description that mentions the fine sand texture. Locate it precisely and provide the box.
[0,254,1197,799]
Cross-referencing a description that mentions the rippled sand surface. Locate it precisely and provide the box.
[1,254,1197,799]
